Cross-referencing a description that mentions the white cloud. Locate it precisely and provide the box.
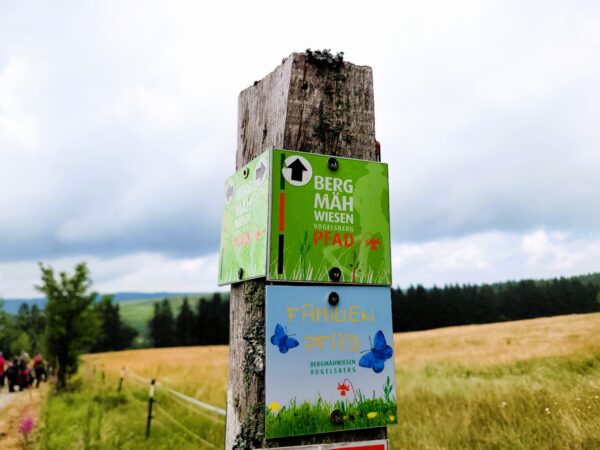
[393,229,600,288]
[0,252,223,298]
[0,1,599,294]
[0,59,40,149]
[522,230,584,270]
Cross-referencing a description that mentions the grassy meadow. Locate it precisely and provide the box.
[37,313,600,449]
[119,296,200,342]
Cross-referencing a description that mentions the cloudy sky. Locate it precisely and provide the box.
[1,1,599,297]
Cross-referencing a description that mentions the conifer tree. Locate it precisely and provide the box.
[92,295,137,352]
[175,297,195,346]
[149,299,175,347]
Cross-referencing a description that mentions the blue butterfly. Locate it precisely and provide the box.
[270,323,299,354]
[359,330,393,373]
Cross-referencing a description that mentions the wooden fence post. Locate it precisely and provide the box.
[118,366,125,392]
[146,378,156,439]
[225,51,385,449]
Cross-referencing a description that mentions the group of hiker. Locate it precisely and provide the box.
[0,351,47,393]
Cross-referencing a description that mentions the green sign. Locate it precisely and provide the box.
[218,149,391,285]
[268,149,391,284]
[218,152,269,285]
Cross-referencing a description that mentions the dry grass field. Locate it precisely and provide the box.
[86,313,600,404]
[86,345,228,409]
[40,313,600,449]
[395,312,600,367]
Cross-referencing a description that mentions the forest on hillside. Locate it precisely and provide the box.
[147,293,229,347]
[392,276,599,332]
[2,274,598,355]
[147,275,600,347]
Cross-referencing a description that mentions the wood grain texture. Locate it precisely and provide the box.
[226,52,384,450]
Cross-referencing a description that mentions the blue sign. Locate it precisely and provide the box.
[265,285,397,439]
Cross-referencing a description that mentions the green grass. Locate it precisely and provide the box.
[49,349,600,449]
[38,315,600,449]
[119,296,199,344]
[38,368,225,449]
[266,376,397,438]
[266,397,397,439]
[390,350,600,449]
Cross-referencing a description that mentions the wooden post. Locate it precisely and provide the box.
[226,51,385,449]
[146,378,156,439]
[118,366,125,392]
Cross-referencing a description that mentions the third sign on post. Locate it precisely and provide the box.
[257,439,389,450]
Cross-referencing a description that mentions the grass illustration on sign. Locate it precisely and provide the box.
[266,376,397,438]
[265,285,397,439]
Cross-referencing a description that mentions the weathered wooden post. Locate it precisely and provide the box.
[117,366,125,392]
[224,51,391,449]
[145,378,156,439]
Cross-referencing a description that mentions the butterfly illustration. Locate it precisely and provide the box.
[359,330,393,373]
[270,323,299,354]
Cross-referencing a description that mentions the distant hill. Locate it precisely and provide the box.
[1,298,47,314]
[118,293,230,346]
[1,291,213,314]
[119,295,203,342]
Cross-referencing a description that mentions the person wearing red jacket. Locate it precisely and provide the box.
[0,351,5,392]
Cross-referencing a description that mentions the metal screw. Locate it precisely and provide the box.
[328,267,341,282]
[328,157,339,171]
[238,268,244,280]
[328,292,339,306]
[330,409,344,425]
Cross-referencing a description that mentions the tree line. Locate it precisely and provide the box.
[149,274,600,342]
[1,263,138,388]
[392,277,600,332]
[3,262,598,389]
[0,292,137,362]
[148,293,229,347]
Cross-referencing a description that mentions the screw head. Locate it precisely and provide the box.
[238,268,244,280]
[328,267,341,282]
[328,292,339,306]
[328,157,339,171]
[330,409,344,425]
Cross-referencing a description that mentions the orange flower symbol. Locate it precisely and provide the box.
[366,238,381,251]
[337,382,350,397]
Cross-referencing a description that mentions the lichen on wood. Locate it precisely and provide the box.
[232,404,265,450]
[306,48,344,71]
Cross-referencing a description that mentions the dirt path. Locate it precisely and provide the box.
[0,387,46,449]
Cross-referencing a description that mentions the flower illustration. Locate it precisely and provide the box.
[366,238,381,251]
[268,402,281,413]
[367,412,378,419]
[337,382,350,397]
